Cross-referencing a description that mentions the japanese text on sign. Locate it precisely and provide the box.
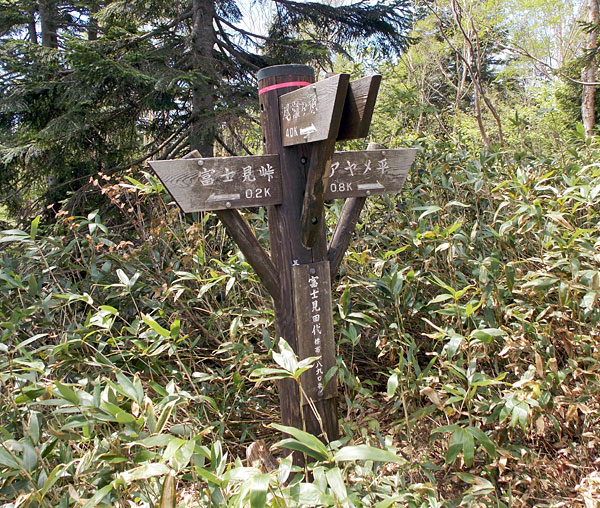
[148,154,282,213]
[197,161,275,187]
[282,96,318,122]
[308,272,324,397]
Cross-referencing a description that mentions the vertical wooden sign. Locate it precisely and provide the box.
[292,261,337,403]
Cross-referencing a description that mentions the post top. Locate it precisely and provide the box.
[257,64,315,81]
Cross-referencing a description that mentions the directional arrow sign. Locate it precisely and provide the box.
[149,154,282,212]
[280,73,350,147]
[325,148,417,199]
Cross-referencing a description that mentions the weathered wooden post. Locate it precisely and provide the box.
[258,64,340,440]
[148,63,416,445]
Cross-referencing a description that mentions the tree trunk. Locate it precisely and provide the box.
[28,5,38,44]
[582,0,599,138]
[39,0,58,48]
[463,36,489,148]
[88,1,98,41]
[189,0,217,156]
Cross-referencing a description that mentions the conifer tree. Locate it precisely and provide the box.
[0,0,414,218]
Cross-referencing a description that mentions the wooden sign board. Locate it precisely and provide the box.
[325,148,416,200]
[149,155,282,212]
[292,261,337,403]
[337,75,382,141]
[280,73,349,147]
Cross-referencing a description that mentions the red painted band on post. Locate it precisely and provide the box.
[258,81,311,95]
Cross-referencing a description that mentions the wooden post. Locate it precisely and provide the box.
[258,65,339,442]
[149,65,416,449]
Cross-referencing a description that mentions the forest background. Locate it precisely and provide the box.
[1,0,600,507]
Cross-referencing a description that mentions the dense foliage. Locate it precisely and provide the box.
[2,125,600,505]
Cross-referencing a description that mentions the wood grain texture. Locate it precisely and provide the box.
[337,75,382,141]
[325,148,416,199]
[280,74,350,147]
[292,261,337,403]
[328,196,367,280]
[259,66,338,444]
[299,74,350,248]
[149,154,281,212]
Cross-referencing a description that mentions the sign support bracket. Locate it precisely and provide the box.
[327,142,384,280]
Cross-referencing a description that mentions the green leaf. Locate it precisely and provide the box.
[0,446,21,469]
[116,269,130,286]
[470,328,505,343]
[142,314,171,338]
[115,372,140,403]
[22,441,37,471]
[29,412,41,445]
[101,401,136,424]
[195,466,224,487]
[582,291,597,310]
[458,428,474,468]
[429,293,453,304]
[40,463,70,500]
[55,382,80,405]
[374,496,406,508]
[387,372,399,397]
[170,319,180,339]
[225,466,260,481]
[250,473,270,508]
[430,424,463,435]
[276,438,327,461]
[172,440,195,470]
[466,427,497,458]
[262,328,273,351]
[120,463,170,482]
[277,456,293,485]
[156,401,176,434]
[30,216,40,239]
[249,367,292,381]
[272,423,331,461]
[522,277,559,291]
[272,338,299,373]
[333,445,404,463]
[163,438,186,462]
[325,467,349,506]
[133,435,175,448]
[413,205,442,220]
[28,274,38,297]
[159,470,177,508]
[445,334,463,358]
[510,401,530,429]
[288,482,332,506]
[81,484,113,508]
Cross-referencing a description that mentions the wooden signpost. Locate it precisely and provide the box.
[149,64,416,446]
[150,154,282,212]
